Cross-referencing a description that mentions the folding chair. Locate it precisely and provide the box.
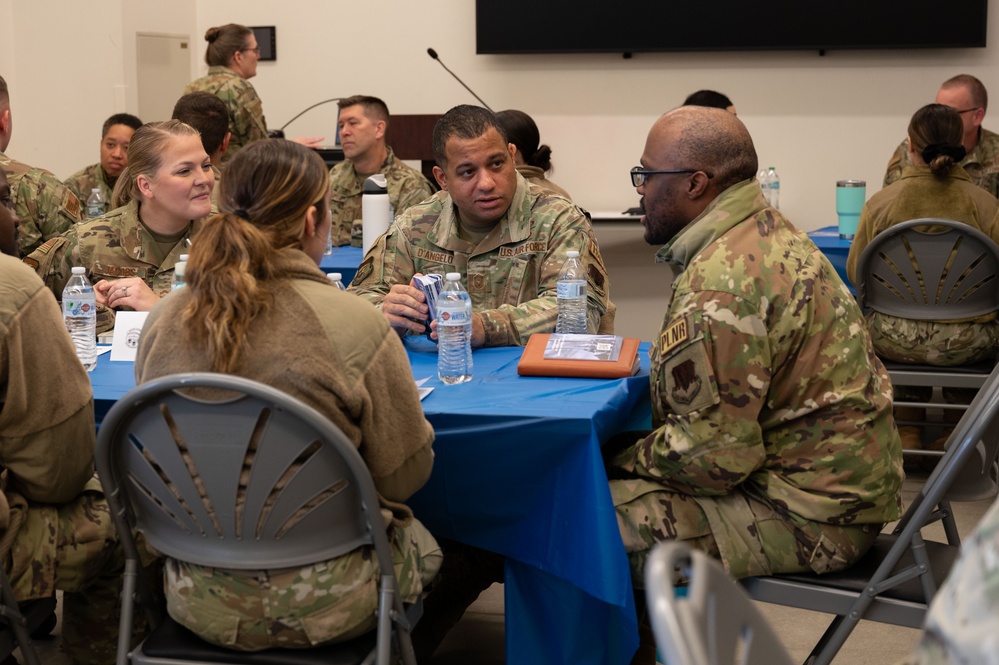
[855,218,999,454]
[94,372,420,665]
[0,568,55,665]
[740,361,999,665]
[645,542,794,665]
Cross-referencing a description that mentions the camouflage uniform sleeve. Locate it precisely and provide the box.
[883,139,909,188]
[14,171,82,256]
[394,175,435,216]
[478,206,610,347]
[899,497,999,665]
[620,291,768,496]
[347,221,416,307]
[230,81,268,147]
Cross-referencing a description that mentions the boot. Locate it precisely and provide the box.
[893,406,926,450]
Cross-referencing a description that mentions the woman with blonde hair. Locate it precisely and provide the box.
[184,23,322,163]
[26,119,213,333]
[135,139,440,650]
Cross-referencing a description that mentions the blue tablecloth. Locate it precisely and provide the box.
[808,225,854,293]
[318,245,364,283]
[90,340,652,665]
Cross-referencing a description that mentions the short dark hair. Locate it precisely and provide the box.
[101,113,142,139]
[664,107,758,193]
[682,90,734,110]
[496,109,553,172]
[172,92,230,156]
[337,95,390,125]
[432,105,506,167]
[941,74,988,111]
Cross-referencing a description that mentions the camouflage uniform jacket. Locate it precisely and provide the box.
[884,126,999,198]
[349,173,611,346]
[24,199,201,334]
[0,150,81,256]
[516,164,572,200]
[615,179,903,535]
[63,163,113,216]
[136,249,436,639]
[900,495,999,665]
[0,255,96,557]
[329,146,435,247]
[184,66,267,164]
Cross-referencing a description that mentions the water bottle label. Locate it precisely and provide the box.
[557,281,586,299]
[63,299,95,317]
[438,303,471,325]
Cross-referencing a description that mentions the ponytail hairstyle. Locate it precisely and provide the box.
[110,120,202,208]
[495,109,554,173]
[181,139,331,373]
[203,23,252,67]
[908,103,967,179]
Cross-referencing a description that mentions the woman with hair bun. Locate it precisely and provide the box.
[184,23,321,164]
[846,103,999,450]
[496,109,572,199]
[134,138,440,651]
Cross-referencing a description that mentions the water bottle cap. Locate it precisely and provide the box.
[445,272,461,281]
[71,266,86,275]
[91,188,100,193]
[363,174,389,193]
[328,272,343,281]
[179,254,189,261]
[566,250,580,258]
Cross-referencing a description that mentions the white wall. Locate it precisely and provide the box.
[1,0,998,230]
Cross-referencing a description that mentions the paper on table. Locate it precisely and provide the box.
[416,376,434,401]
[110,311,150,362]
[95,346,113,356]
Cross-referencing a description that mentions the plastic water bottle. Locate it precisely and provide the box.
[62,267,97,371]
[171,253,188,291]
[767,166,780,210]
[437,272,473,385]
[86,187,106,218]
[757,168,772,205]
[556,250,587,334]
[328,272,346,290]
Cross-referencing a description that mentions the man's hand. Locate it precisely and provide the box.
[430,312,486,348]
[382,282,429,336]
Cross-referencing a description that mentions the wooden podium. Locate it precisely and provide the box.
[386,114,443,188]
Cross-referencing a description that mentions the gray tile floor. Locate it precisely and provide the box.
[21,470,993,665]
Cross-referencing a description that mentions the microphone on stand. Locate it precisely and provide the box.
[427,48,492,111]
[267,97,345,139]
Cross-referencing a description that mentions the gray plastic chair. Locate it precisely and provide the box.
[856,218,999,446]
[645,542,794,665]
[740,360,999,665]
[95,372,419,665]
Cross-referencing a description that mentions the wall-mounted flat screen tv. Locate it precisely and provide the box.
[476,0,988,54]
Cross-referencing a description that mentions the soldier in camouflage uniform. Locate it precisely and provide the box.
[135,139,440,650]
[899,495,999,665]
[350,104,611,347]
[884,75,999,198]
[1,236,127,665]
[608,107,903,597]
[24,121,212,334]
[63,113,143,215]
[330,96,434,247]
[0,76,81,257]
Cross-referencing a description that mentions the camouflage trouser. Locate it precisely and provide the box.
[867,312,999,366]
[7,477,126,665]
[164,517,441,651]
[609,478,879,585]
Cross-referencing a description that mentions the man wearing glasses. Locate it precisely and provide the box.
[608,106,903,663]
[884,74,999,197]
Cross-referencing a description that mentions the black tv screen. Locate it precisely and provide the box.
[476,0,988,54]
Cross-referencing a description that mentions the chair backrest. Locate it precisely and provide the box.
[644,542,794,665]
[856,218,999,320]
[94,372,395,573]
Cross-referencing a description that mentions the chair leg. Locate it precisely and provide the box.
[0,570,41,665]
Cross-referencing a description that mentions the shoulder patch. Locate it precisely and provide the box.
[660,318,689,355]
[354,256,374,284]
[21,256,39,270]
[62,188,82,220]
[34,237,64,255]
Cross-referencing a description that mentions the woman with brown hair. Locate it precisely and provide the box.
[184,23,322,163]
[135,139,440,650]
[26,119,213,333]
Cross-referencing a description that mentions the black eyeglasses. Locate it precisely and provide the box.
[241,47,261,56]
[630,166,713,187]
